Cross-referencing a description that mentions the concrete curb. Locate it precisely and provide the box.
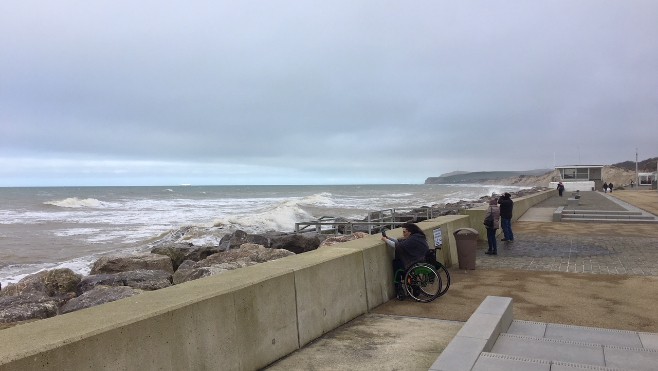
[429,296,513,371]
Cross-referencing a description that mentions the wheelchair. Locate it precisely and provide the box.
[394,249,451,303]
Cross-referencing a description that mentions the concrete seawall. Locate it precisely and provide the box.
[461,189,557,241]
[0,190,554,370]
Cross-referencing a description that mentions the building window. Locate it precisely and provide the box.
[576,168,589,179]
[560,168,590,180]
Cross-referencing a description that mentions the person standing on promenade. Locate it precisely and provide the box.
[498,192,514,242]
[603,182,609,193]
[557,182,565,197]
[381,222,429,300]
[484,198,501,255]
[608,182,614,192]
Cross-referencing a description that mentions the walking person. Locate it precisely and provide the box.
[484,199,500,255]
[603,182,608,193]
[557,182,565,197]
[608,183,613,193]
[381,222,429,300]
[498,192,514,242]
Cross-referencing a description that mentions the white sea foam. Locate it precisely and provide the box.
[0,256,99,287]
[214,200,314,234]
[53,228,101,237]
[0,244,162,286]
[297,192,336,207]
[44,197,113,208]
[386,193,414,197]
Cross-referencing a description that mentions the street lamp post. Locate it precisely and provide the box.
[635,149,638,191]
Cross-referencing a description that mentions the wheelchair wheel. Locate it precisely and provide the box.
[403,263,441,303]
[425,249,450,298]
[434,263,451,298]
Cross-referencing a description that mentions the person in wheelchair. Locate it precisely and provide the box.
[381,222,429,300]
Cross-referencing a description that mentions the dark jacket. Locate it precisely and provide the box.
[395,233,429,269]
[498,196,514,219]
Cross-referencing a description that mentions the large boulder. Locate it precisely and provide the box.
[151,243,220,270]
[318,232,369,247]
[60,286,143,314]
[269,233,323,254]
[0,268,81,298]
[90,254,174,275]
[77,270,172,294]
[171,244,294,284]
[118,270,172,291]
[218,230,271,251]
[201,243,294,265]
[0,292,59,323]
[172,260,255,285]
[77,274,125,294]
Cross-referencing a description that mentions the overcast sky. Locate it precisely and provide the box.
[1,1,657,186]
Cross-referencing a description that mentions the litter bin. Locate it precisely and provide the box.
[453,228,479,270]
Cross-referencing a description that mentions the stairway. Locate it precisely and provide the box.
[551,192,658,224]
[430,296,658,371]
[558,208,658,223]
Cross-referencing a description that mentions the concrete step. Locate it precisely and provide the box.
[472,352,551,370]
[472,352,623,371]
[491,333,658,370]
[553,214,658,224]
[507,320,644,348]
[561,210,644,216]
[560,217,658,223]
[561,214,655,220]
[491,333,606,366]
[604,345,658,371]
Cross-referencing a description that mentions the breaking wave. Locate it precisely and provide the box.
[44,197,111,208]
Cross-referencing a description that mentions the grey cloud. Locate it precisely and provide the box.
[1,1,657,186]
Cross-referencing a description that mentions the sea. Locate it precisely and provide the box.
[0,184,528,286]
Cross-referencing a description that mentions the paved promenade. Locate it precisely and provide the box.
[476,190,658,275]
[266,189,658,370]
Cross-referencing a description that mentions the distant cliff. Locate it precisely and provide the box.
[425,166,640,188]
[425,169,552,185]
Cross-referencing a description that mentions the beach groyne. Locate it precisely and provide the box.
[0,190,554,370]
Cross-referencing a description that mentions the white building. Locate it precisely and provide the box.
[549,165,603,192]
[638,172,657,187]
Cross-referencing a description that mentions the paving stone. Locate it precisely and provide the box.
[472,352,550,371]
[603,345,658,371]
[491,334,605,366]
[507,320,546,337]
[475,233,658,276]
[639,332,658,350]
[545,324,642,347]
[551,361,623,370]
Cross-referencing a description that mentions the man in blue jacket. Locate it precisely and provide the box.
[498,193,514,242]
